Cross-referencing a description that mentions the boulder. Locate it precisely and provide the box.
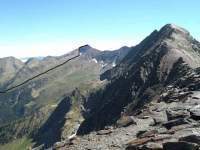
[136,130,158,138]
[179,134,200,145]
[126,137,152,150]
[53,141,66,149]
[163,141,199,150]
[151,111,168,125]
[116,116,136,128]
[142,142,163,150]
[96,129,112,135]
[166,109,189,121]
[162,118,188,129]
[53,139,75,149]
[126,135,172,150]
[189,106,200,120]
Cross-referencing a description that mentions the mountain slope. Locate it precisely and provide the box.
[0,45,130,146]
[47,24,200,150]
[65,60,200,150]
[77,24,200,134]
[12,24,200,150]
[0,57,24,87]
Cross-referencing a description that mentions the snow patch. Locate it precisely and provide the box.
[112,62,116,67]
[68,133,76,140]
[101,63,107,68]
[92,58,98,63]
[20,58,29,62]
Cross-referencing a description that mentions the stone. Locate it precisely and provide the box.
[53,138,76,149]
[116,116,137,128]
[53,141,66,149]
[136,130,158,138]
[163,141,199,150]
[96,129,112,135]
[136,130,148,138]
[172,92,191,101]
[150,108,168,125]
[167,124,191,134]
[189,106,200,120]
[166,109,189,121]
[126,138,152,150]
[126,135,172,150]
[138,115,151,119]
[162,118,188,129]
[142,142,163,150]
[179,134,200,145]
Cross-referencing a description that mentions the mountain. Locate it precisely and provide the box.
[0,57,24,86]
[48,24,200,149]
[77,24,200,133]
[0,45,131,147]
[33,88,85,147]
[2,23,200,150]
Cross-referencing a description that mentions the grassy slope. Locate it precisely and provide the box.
[0,79,105,149]
[0,137,33,150]
[0,56,105,148]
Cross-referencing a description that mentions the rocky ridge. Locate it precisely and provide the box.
[48,24,200,150]
[55,62,200,150]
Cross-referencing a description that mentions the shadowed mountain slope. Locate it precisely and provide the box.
[77,24,200,134]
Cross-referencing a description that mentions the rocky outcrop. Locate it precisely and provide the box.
[33,89,85,148]
[59,82,200,149]
[33,96,72,148]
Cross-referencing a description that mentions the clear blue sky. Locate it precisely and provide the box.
[0,0,199,58]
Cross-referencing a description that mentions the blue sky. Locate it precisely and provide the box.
[0,0,199,58]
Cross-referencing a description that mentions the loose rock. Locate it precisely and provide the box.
[163,141,199,150]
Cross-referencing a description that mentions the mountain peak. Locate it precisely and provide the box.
[159,24,189,36]
[79,45,93,52]
[79,45,100,57]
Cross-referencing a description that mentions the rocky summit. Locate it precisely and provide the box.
[1,24,200,150]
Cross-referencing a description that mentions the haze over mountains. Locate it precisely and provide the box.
[0,24,200,150]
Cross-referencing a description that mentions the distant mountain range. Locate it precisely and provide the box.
[20,57,44,63]
[1,24,200,150]
[0,45,131,148]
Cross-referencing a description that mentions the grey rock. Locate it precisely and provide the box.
[163,141,199,150]
[152,112,168,125]
[96,129,112,135]
[189,106,200,120]
[162,118,189,129]
[136,130,158,138]
[166,108,189,121]
[142,142,163,150]
[116,116,137,128]
[179,134,200,145]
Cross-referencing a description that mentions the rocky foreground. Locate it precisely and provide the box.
[53,68,200,150]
